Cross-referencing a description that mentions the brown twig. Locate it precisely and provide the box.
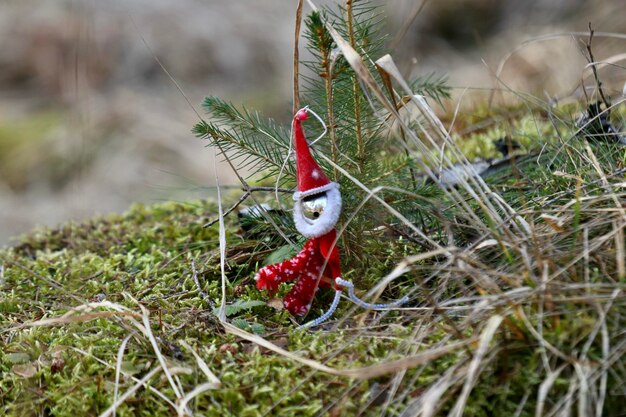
[585,23,610,108]
[346,0,365,174]
[293,0,304,114]
[375,64,418,190]
[325,53,339,181]
[202,187,293,228]
[191,259,215,310]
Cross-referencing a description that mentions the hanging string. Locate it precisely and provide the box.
[305,106,328,147]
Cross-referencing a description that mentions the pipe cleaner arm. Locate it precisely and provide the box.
[254,239,316,294]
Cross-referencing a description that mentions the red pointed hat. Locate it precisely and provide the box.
[291,108,342,239]
[293,109,333,198]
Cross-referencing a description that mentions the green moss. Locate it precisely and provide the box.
[0,198,435,416]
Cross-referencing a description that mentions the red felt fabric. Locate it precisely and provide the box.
[255,230,342,316]
[293,109,331,192]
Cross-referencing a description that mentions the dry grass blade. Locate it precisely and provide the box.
[292,0,303,113]
[223,321,473,379]
[615,220,625,278]
[596,292,612,417]
[399,364,466,417]
[573,362,591,417]
[215,159,228,322]
[554,376,578,417]
[5,301,141,332]
[99,365,163,417]
[389,0,429,49]
[113,335,132,417]
[176,382,221,417]
[582,143,626,219]
[448,315,503,417]
[365,247,454,301]
[139,304,183,401]
[536,365,567,417]
[73,347,175,409]
[178,340,221,386]
[15,310,137,329]
[581,290,620,357]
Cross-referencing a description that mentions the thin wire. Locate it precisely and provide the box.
[306,106,328,147]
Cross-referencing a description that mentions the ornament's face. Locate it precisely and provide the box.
[293,183,342,238]
[301,192,327,223]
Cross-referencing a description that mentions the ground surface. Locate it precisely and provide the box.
[2,100,625,415]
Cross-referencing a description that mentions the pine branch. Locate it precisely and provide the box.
[410,72,451,107]
[192,97,294,178]
[194,0,453,253]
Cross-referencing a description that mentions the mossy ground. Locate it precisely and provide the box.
[1,104,625,416]
[0,199,421,416]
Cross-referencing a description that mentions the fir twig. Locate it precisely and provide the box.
[193,97,292,177]
[410,72,451,107]
[293,0,304,113]
[585,23,610,108]
[346,0,365,174]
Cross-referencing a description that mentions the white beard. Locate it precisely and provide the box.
[293,183,341,238]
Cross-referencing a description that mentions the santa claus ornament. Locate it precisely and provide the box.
[254,108,408,328]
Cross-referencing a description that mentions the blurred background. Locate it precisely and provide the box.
[0,0,624,245]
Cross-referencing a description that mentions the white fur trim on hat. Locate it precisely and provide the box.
[292,182,339,201]
[293,184,341,238]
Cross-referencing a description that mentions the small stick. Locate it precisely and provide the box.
[346,0,365,174]
[203,190,251,228]
[585,23,610,108]
[293,0,304,114]
[202,187,293,228]
[191,259,214,309]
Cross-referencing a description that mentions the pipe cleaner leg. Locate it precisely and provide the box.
[299,289,342,329]
[335,278,409,309]
[299,277,410,329]
[282,254,326,316]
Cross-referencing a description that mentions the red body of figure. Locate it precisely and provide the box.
[255,230,341,316]
[254,108,343,317]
